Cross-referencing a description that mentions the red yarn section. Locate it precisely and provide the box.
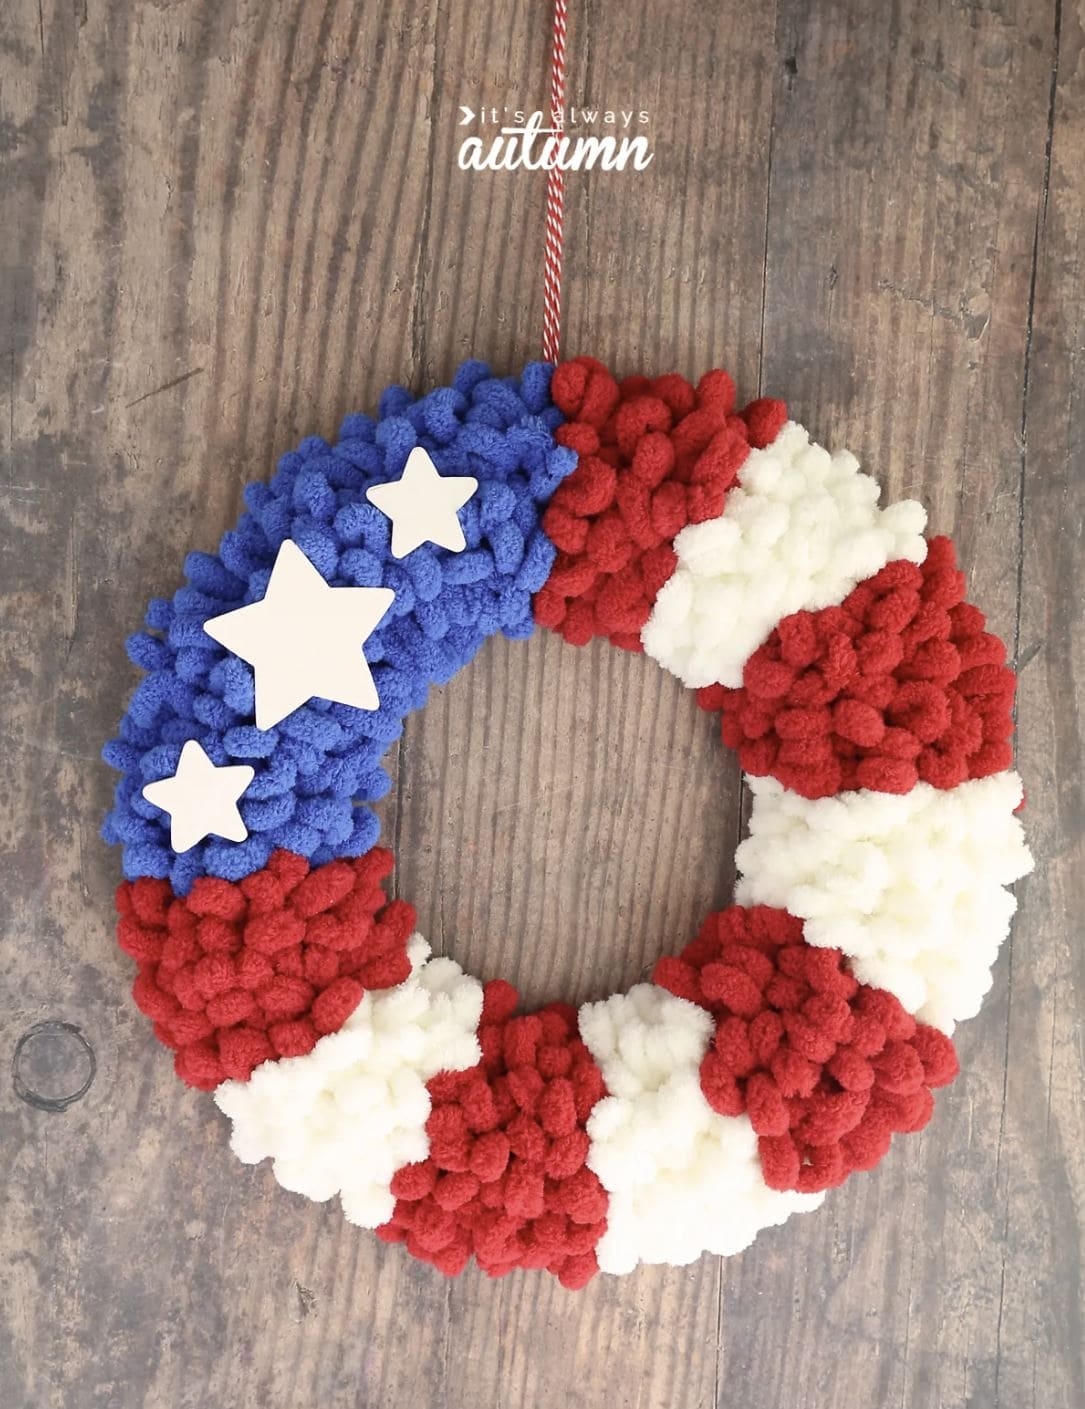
[115,848,414,1091]
[653,905,959,1194]
[534,355,787,650]
[697,536,1017,799]
[377,980,609,1289]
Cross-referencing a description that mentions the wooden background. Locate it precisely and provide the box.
[2,1,1082,1406]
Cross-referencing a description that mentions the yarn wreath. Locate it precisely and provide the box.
[103,356,1033,1289]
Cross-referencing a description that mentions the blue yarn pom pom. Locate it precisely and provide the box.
[103,362,574,893]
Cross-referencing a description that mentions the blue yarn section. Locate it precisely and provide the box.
[102,361,575,895]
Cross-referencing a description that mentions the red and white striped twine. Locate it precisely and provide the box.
[542,0,568,364]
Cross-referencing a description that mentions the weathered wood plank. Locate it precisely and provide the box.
[999,2,1085,1405]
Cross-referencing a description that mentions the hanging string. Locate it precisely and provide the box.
[542,0,568,364]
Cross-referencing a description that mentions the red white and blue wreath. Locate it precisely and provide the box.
[103,353,1032,1288]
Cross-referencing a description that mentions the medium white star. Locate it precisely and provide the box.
[366,446,478,558]
[203,539,395,730]
[142,740,255,853]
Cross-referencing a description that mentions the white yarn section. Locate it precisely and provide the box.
[578,984,823,1275]
[735,771,1034,1033]
[214,936,483,1228]
[641,420,929,688]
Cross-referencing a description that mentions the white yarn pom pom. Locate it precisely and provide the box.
[735,772,1034,1032]
[641,422,928,688]
[579,985,822,1274]
[214,936,484,1227]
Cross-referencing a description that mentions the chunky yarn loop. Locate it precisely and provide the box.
[103,357,1032,1288]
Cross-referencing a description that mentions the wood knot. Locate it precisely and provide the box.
[13,1020,96,1112]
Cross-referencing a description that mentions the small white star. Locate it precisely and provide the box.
[203,539,395,730]
[142,740,255,853]
[366,447,478,558]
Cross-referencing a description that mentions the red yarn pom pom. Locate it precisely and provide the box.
[653,905,959,1193]
[379,982,609,1287]
[706,537,1018,799]
[115,848,414,1090]
[535,356,786,650]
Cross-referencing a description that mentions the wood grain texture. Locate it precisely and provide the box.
[0,1,1081,1406]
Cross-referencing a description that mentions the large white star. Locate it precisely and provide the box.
[142,740,255,853]
[203,539,394,730]
[366,446,478,558]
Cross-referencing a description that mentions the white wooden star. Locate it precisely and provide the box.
[366,446,478,558]
[203,539,395,730]
[142,740,255,853]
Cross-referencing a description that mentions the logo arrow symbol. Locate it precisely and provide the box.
[459,106,475,125]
